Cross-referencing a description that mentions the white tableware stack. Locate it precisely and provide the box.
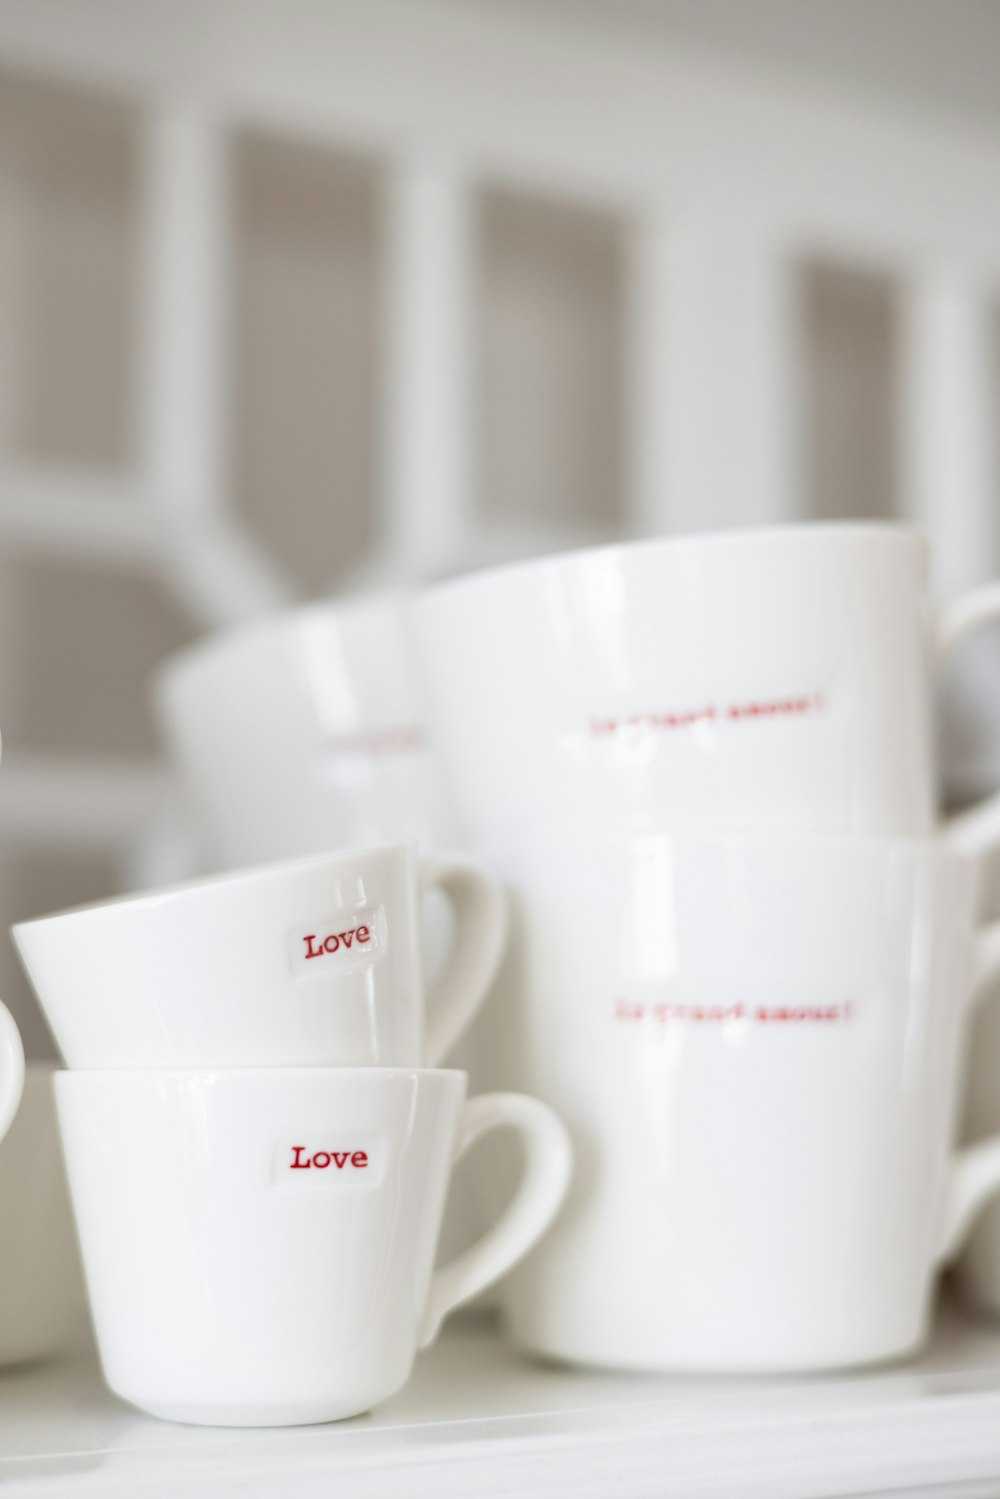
[154,591,495,1290]
[415,522,1000,1371]
[13,846,571,1425]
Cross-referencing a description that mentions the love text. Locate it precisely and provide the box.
[302,925,371,961]
[289,1146,369,1170]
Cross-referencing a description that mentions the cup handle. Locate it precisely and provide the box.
[419,855,508,1066]
[937,918,1000,1262]
[0,999,25,1144]
[938,583,1000,857]
[418,1091,572,1347]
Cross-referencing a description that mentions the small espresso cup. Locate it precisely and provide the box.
[56,1068,572,1426]
[13,843,506,1068]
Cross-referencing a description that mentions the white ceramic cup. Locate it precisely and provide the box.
[56,1068,572,1426]
[416,524,1000,854]
[475,831,1000,1372]
[0,999,24,1151]
[12,843,506,1069]
[155,593,454,867]
[0,1067,87,1366]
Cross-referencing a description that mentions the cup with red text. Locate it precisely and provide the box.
[55,1067,571,1426]
[416,523,1000,856]
[12,843,506,1069]
[473,829,1000,1372]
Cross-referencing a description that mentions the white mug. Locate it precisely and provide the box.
[56,1068,572,1426]
[156,593,454,867]
[476,831,1000,1372]
[416,524,1000,853]
[0,999,24,1150]
[13,843,506,1069]
[0,1068,87,1366]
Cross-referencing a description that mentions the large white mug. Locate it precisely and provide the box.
[477,831,1000,1372]
[56,1068,572,1426]
[156,593,454,867]
[13,843,505,1069]
[416,524,1000,853]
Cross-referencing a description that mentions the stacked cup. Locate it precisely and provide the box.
[416,522,1000,1371]
[154,592,456,866]
[153,590,492,1287]
[12,843,572,1425]
[0,732,74,1372]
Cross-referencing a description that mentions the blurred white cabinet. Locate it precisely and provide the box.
[0,0,999,1048]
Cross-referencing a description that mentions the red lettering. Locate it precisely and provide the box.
[617,999,852,1029]
[288,1146,371,1170]
[302,924,374,960]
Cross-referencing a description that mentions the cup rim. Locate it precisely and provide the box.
[11,838,416,935]
[53,1065,468,1085]
[419,521,926,610]
[155,589,415,697]
[474,827,975,869]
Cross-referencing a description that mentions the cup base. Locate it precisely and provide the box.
[504,1320,928,1376]
[117,1393,373,1428]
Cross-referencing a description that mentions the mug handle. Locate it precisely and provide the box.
[419,856,508,1066]
[938,918,1000,1261]
[419,1091,572,1347]
[0,999,25,1144]
[938,582,1000,857]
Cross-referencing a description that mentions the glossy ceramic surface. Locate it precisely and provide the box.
[56,1068,571,1426]
[13,844,506,1069]
[156,594,454,865]
[417,525,1000,855]
[477,831,1000,1371]
[0,999,23,1150]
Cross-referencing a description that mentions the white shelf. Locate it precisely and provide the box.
[5,1296,1000,1498]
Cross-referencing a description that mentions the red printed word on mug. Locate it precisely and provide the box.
[287,908,383,977]
[274,1139,382,1187]
[290,1145,368,1170]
